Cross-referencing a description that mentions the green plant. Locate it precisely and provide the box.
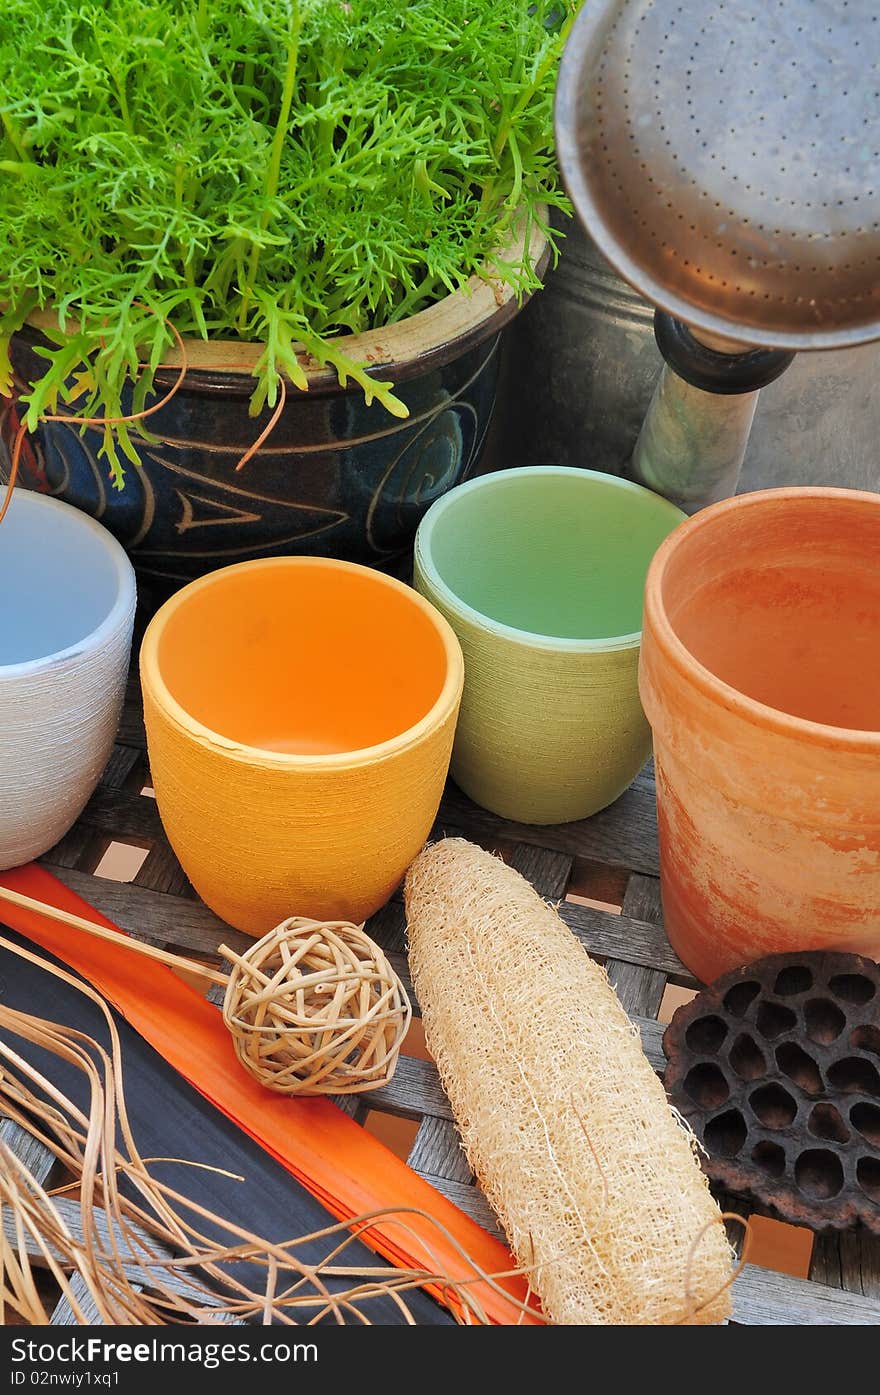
[0,0,574,485]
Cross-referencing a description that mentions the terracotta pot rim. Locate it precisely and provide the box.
[19,217,549,394]
[0,489,135,680]
[415,465,686,653]
[140,556,464,769]
[644,485,880,752]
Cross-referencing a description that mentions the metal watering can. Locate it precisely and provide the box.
[548,0,880,513]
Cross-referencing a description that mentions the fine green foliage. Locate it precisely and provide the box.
[0,0,574,485]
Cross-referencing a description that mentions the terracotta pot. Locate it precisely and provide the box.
[640,487,880,982]
[5,221,547,606]
[0,489,135,868]
[414,466,683,824]
[140,557,463,934]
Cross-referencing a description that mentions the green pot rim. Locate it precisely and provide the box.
[414,465,685,654]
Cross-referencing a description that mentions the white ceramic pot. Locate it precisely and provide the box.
[0,489,136,868]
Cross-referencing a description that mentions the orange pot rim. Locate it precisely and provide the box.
[643,485,880,755]
[140,557,464,769]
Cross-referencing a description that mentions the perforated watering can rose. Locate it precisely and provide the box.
[555,0,880,510]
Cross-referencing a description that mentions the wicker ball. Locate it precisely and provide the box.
[220,916,411,1095]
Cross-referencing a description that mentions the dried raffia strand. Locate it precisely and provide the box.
[235,376,287,473]
[404,838,735,1326]
[0,931,749,1325]
[0,887,410,1096]
[0,932,506,1325]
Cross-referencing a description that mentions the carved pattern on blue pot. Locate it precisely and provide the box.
[364,359,493,554]
[4,327,502,597]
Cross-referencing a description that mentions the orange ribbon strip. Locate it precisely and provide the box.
[0,862,535,1324]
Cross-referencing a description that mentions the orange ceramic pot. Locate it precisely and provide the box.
[140,558,463,934]
[640,487,880,983]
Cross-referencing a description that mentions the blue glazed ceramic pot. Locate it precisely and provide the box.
[3,223,546,603]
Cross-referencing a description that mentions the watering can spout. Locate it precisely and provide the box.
[628,314,794,513]
[554,0,880,513]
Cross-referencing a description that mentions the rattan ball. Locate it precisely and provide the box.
[220,916,412,1095]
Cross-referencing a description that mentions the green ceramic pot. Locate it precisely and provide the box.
[414,466,685,824]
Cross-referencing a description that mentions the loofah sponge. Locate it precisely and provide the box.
[405,838,734,1325]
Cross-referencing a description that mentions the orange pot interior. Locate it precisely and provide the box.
[155,562,450,755]
[661,496,880,731]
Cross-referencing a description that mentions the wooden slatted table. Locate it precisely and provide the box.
[10,667,880,1325]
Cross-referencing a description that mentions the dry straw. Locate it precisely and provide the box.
[0,931,522,1326]
[0,924,744,1325]
[405,838,735,1325]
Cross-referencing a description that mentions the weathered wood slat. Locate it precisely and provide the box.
[710,1187,754,1275]
[69,786,164,842]
[416,822,575,902]
[118,683,146,750]
[562,898,693,982]
[46,865,251,959]
[595,876,665,1012]
[439,766,659,877]
[0,1119,58,1188]
[609,873,670,1015]
[2,1197,223,1312]
[810,1230,880,1300]
[366,900,409,956]
[51,1274,115,1326]
[732,1262,880,1326]
[359,1055,455,1122]
[49,1280,246,1326]
[330,1094,371,1123]
[42,824,109,873]
[844,1233,880,1299]
[100,744,143,791]
[621,872,664,926]
[412,1172,504,1242]
[499,842,573,900]
[134,841,196,898]
[605,959,667,1018]
[809,1232,845,1291]
[407,1116,472,1184]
